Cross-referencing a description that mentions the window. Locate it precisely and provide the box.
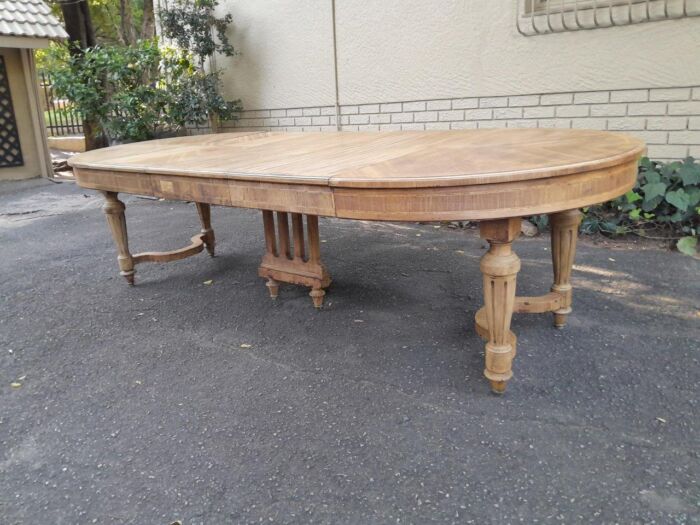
[518,0,700,35]
[526,0,651,15]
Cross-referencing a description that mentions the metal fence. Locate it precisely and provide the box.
[39,71,83,137]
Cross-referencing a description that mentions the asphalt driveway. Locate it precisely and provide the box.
[1,178,698,524]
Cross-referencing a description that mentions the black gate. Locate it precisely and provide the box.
[39,71,83,137]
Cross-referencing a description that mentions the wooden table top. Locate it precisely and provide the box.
[69,129,645,189]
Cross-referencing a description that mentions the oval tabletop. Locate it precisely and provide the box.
[69,129,645,221]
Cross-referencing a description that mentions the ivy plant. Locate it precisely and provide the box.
[581,157,700,256]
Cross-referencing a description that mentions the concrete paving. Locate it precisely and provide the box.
[1,178,698,524]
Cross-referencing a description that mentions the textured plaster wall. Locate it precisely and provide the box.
[0,47,41,181]
[218,0,700,109]
[216,0,336,110]
[335,0,700,105]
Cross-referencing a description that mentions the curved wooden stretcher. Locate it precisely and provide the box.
[69,129,644,394]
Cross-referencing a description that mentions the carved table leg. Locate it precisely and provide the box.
[306,215,327,308]
[549,209,583,328]
[196,202,215,256]
[258,211,331,308]
[478,218,521,394]
[101,191,135,284]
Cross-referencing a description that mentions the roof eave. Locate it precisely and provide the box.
[0,34,60,49]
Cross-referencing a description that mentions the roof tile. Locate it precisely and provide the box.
[0,0,68,40]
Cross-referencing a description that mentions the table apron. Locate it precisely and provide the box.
[74,160,637,221]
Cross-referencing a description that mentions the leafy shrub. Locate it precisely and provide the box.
[159,0,236,67]
[581,157,699,256]
[158,0,239,131]
[47,39,241,143]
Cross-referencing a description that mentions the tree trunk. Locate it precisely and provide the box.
[141,0,156,40]
[59,0,96,55]
[59,0,104,150]
[119,0,136,45]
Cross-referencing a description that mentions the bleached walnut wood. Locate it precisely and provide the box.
[550,209,583,327]
[71,130,645,395]
[258,211,331,307]
[99,192,215,284]
[196,202,215,256]
[479,218,521,394]
[101,191,135,284]
[131,234,206,264]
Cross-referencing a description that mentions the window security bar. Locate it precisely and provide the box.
[517,0,700,35]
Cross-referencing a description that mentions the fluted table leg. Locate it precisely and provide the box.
[549,209,583,328]
[101,191,135,284]
[478,218,521,394]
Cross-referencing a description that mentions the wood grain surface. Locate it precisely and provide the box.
[70,130,646,394]
[69,129,644,221]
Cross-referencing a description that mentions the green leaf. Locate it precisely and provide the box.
[677,164,700,186]
[644,171,662,184]
[628,208,641,220]
[642,181,667,202]
[661,162,681,177]
[625,191,642,204]
[643,212,655,220]
[686,188,700,207]
[665,189,690,211]
[642,195,663,212]
[676,236,698,256]
[600,221,619,233]
[668,210,687,223]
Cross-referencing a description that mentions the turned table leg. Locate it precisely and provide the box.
[549,209,583,328]
[306,215,326,308]
[101,191,135,284]
[196,202,215,256]
[258,210,331,308]
[479,218,521,394]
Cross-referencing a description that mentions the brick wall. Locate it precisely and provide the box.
[222,86,700,160]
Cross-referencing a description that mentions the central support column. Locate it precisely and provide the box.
[258,211,331,308]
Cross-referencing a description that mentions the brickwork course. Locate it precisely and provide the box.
[220,86,700,161]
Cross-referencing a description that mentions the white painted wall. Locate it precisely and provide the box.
[217,0,336,110]
[216,0,700,109]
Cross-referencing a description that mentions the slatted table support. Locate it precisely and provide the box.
[258,210,332,308]
[101,191,215,284]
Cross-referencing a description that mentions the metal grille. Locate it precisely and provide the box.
[0,55,24,168]
[517,0,700,35]
[39,71,83,137]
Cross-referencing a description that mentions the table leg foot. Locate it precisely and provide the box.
[309,287,325,308]
[489,379,508,395]
[266,278,280,299]
[553,311,570,329]
[549,209,582,329]
[478,218,521,393]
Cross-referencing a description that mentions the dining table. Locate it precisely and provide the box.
[68,129,645,394]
